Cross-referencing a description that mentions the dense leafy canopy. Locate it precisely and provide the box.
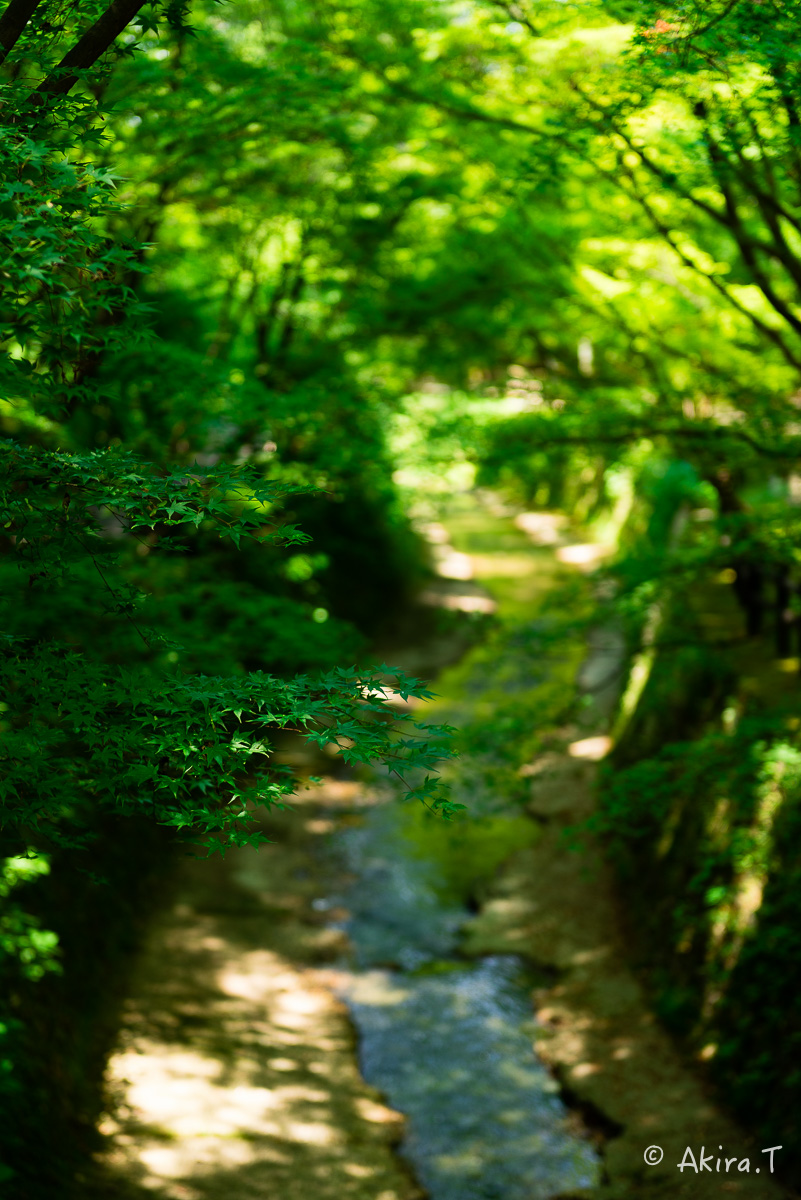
[1,0,465,874]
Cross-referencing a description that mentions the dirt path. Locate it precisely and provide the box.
[96,782,422,1200]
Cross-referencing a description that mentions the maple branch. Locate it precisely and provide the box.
[37,0,150,97]
[0,0,45,65]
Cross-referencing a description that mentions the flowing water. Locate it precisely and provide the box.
[325,800,601,1199]
[99,499,790,1200]
[99,500,606,1200]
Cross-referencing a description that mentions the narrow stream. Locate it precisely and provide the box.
[323,798,601,1199]
[98,499,611,1200]
[97,499,789,1200]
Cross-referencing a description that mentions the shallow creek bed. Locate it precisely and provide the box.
[94,499,792,1200]
[94,776,599,1200]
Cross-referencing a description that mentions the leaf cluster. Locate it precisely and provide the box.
[0,639,458,856]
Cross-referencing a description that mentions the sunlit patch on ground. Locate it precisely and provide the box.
[96,787,422,1200]
[514,512,569,545]
[556,543,612,568]
[418,582,497,613]
[417,521,498,612]
[568,735,613,760]
[433,547,474,580]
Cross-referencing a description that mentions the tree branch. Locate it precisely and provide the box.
[617,160,801,371]
[37,0,150,97]
[486,0,541,39]
[521,422,800,460]
[0,0,45,65]
[718,95,801,239]
[730,139,801,243]
[681,0,742,43]
[568,78,737,229]
[336,43,541,138]
[339,32,801,374]
[698,105,801,338]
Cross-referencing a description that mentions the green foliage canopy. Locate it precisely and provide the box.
[0,0,460,873]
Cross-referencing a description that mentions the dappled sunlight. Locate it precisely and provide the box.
[137,1136,258,1178]
[98,807,422,1200]
[305,817,336,834]
[568,735,613,760]
[217,951,285,1002]
[556,543,612,568]
[434,548,474,580]
[339,970,412,1008]
[514,512,569,545]
[470,551,544,577]
[418,522,450,545]
[571,1062,601,1078]
[103,991,345,1179]
[419,583,497,613]
[417,497,581,625]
